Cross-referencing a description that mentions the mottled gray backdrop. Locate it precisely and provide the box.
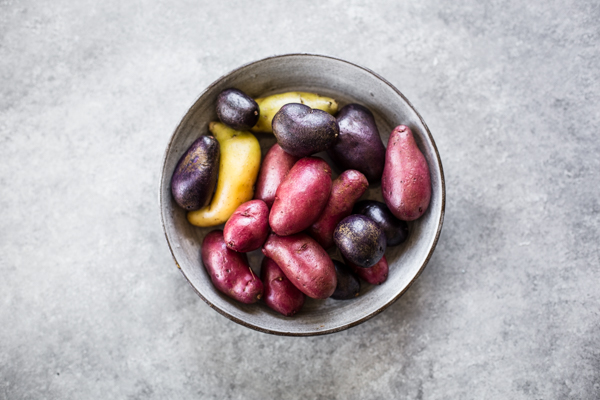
[1,0,599,399]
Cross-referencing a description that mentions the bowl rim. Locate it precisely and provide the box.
[159,52,446,336]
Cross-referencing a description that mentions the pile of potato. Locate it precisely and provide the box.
[170,88,431,317]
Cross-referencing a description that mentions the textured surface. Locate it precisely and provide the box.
[1,0,599,399]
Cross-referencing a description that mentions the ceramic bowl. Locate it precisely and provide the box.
[159,53,445,336]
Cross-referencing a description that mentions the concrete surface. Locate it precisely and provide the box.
[1,0,599,399]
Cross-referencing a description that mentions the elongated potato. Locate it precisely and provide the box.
[223,200,269,253]
[269,157,332,236]
[201,230,263,303]
[262,233,337,299]
[188,122,261,227]
[382,125,431,221]
[261,256,305,317]
[308,169,368,249]
[254,144,299,208]
[252,91,338,133]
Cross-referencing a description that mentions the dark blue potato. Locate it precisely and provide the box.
[353,200,409,247]
[327,103,386,183]
[331,260,361,300]
[170,136,220,211]
[272,103,339,158]
[216,88,260,131]
[334,215,386,268]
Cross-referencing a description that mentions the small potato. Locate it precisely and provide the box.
[334,215,386,268]
[353,200,409,247]
[216,88,260,131]
[252,91,338,133]
[344,255,389,285]
[261,256,305,317]
[269,157,332,236]
[201,230,263,304]
[331,260,361,300]
[223,200,269,253]
[262,233,337,299]
[170,135,220,211]
[308,169,368,249]
[254,144,299,208]
[381,125,431,221]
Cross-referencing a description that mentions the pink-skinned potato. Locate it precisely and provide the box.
[308,169,369,249]
[269,157,332,236]
[201,230,263,304]
[223,199,269,252]
[254,144,300,208]
[261,256,305,317]
[344,254,389,285]
[381,125,431,221]
[262,233,337,299]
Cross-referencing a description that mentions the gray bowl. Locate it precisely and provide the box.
[159,54,445,336]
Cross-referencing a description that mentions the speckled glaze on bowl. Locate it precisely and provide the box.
[159,54,445,336]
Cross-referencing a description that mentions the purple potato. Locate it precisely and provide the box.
[331,260,361,300]
[272,103,339,158]
[353,200,409,247]
[334,215,386,268]
[216,88,260,131]
[327,103,386,183]
[171,135,220,211]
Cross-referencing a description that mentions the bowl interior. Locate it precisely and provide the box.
[160,54,444,336]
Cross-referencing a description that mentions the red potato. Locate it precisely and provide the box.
[261,256,305,317]
[381,125,432,221]
[254,144,300,208]
[308,169,369,249]
[201,230,263,304]
[269,157,332,236]
[344,255,389,285]
[262,233,337,299]
[223,199,269,252]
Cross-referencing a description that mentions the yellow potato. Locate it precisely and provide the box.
[187,122,261,227]
[251,91,338,133]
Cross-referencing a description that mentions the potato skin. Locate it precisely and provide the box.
[252,91,338,133]
[170,135,220,211]
[353,200,409,247]
[187,122,261,227]
[272,103,339,158]
[269,157,332,236]
[216,88,260,131]
[223,200,269,253]
[262,233,337,299]
[327,104,386,183]
[261,256,305,317]
[344,255,389,285]
[334,215,386,268]
[331,260,361,300]
[308,169,369,249]
[201,230,263,304]
[381,125,432,221]
[254,144,299,208]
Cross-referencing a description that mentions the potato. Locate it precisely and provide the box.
[334,215,386,268]
[201,230,263,304]
[327,104,386,183]
[344,255,389,285]
[187,122,261,227]
[223,200,269,252]
[216,88,259,131]
[308,169,369,249]
[269,157,332,236]
[272,103,339,158]
[331,260,361,300]
[252,91,338,133]
[353,200,409,247]
[261,256,305,317]
[262,233,337,299]
[381,125,431,221]
[254,144,299,208]
[170,135,220,211]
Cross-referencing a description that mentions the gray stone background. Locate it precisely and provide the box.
[1,0,599,399]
